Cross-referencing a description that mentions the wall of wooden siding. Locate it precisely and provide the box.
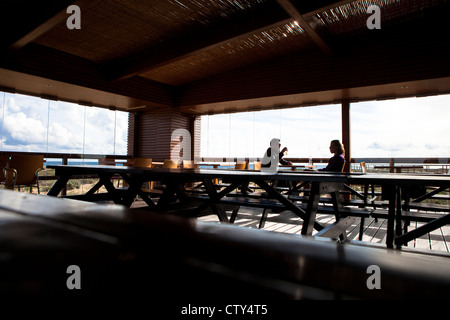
[127,112,136,157]
[128,109,201,162]
[192,115,201,162]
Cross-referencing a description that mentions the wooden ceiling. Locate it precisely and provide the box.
[1,0,450,114]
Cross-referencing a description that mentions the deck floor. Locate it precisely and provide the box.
[196,206,450,254]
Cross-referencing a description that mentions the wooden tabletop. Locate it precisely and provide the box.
[48,164,351,183]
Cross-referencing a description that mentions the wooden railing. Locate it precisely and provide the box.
[197,156,450,174]
[1,152,448,196]
[0,151,128,195]
[199,156,450,166]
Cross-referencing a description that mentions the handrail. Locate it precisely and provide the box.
[1,152,447,166]
[199,156,450,165]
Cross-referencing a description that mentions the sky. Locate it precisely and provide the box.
[0,92,128,155]
[201,94,450,159]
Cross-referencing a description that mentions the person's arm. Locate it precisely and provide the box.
[279,147,292,165]
[279,153,289,165]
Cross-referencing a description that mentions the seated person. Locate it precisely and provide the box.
[319,139,346,172]
[261,138,292,168]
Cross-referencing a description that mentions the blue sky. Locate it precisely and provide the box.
[201,94,450,159]
[0,92,128,155]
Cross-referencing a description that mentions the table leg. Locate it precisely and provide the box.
[202,178,229,223]
[255,179,324,232]
[301,183,320,236]
[157,181,179,210]
[47,175,70,196]
[120,173,156,208]
[384,185,397,248]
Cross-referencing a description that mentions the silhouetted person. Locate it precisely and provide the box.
[319,139,345,172]
[261,138,292,168]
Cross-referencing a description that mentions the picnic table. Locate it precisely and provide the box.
[47,165,353,237]
[47,165,450,249]
[347,172,450,248]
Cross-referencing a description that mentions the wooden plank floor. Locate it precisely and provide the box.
[197,206,450,254]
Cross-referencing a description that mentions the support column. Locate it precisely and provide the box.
[129,108,193,162]
[188,115,201,163]
[127,112,140,158]
[341,100,351,173]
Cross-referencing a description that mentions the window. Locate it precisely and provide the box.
[201,104,341,159]
[351,95,450,158]
[0,92,128,156]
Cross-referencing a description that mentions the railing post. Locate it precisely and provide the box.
[62,156,68,196]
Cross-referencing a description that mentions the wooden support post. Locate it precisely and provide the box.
[342,100,351,173]
[133,112,140,158]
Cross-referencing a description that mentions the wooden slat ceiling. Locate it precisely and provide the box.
[1,0,450,114]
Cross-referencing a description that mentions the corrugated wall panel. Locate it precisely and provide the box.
[193,116,201,162]
[133,108,192,161]
[127,112,135,156]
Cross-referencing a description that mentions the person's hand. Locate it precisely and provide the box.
[281,147,288,153]
[287,161,293,165]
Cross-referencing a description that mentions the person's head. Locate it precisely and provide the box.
[270,138,281,151]
[329,140,345,155]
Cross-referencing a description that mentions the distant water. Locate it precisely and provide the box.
[45,160,107,167]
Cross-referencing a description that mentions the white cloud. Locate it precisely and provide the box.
[351,95,450,157]
[202,95,450,159]
[3,111,47,144]
[0,92,128,155]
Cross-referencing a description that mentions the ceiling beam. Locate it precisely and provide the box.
[107,2,292,81]
[275,0,333,55]
[109,1,347,81]
[0,43,174,109]
[176,19,450,109]
[303,0,358,17]
[3,0,77,51]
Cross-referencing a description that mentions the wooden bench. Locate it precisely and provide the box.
[372,209,448,225]
[406,203,450,212]
[217,194,372,240]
